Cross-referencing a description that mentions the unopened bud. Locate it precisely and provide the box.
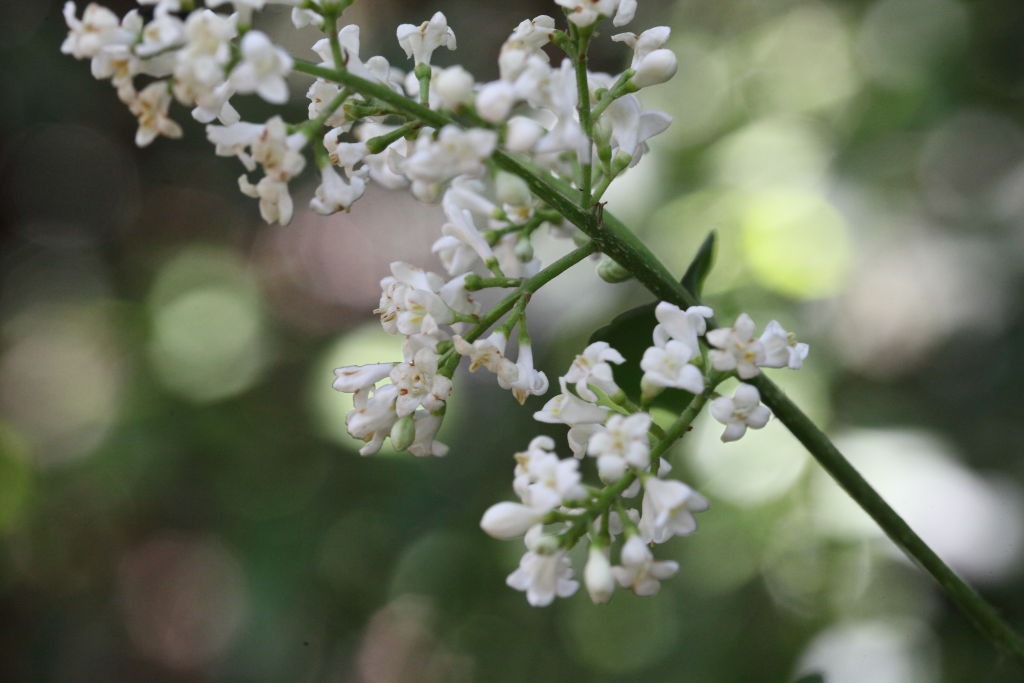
[480,502,543,539]
[515,236,534,262]
[584,545,615,604]
[597,256,632,283]
[435,65,474,109]
[633,48,678,88]
[390,414,415,451]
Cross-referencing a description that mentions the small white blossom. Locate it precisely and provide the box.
[564,341,625,402]
[230,31,293,104]
[758,320,810,370]
[587,412,651,478]
[403,125,497,187]
[346,383,399,456]
[396,11,456,65]
[611,535,679,596]
[453,332,516,380]
[61,2,129,60]
[509,342,550,405]
[709,383,771,443]
[310,164,367,215]
[389,348,452,417]
[499,15,555,82]
[554,0,620,27]
[332,363,394,393]
[706,313,765,379]
[639,477,709,543]
[507,528,579,606]
[641,340,704,396]
[128,81,183,147]
[534,379,609,425]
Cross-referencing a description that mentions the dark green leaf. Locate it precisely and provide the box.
[681,230,716,298]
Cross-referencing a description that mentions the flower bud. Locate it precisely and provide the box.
[633,48,678,88]
[515,236,534,262]
[597,256,632,283]
[435,65,475,109]
[476,81,516,123]
[584,545,615,604]
[495,172,532,207]
[506,116,545,153]
[480,502,543,539]
[390,414,416,451]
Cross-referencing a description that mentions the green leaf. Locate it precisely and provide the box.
[681,230,716,298]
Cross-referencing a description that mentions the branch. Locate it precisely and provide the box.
[292,59,1024,666]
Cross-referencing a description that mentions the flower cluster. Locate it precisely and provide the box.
[481,304,808,606]
[62,0,812,608]
[61,1,677,224]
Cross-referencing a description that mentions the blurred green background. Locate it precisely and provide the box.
[3,0,1024,680]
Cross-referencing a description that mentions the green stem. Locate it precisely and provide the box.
[750,375,1024,666]
[291,58,1024,666]
[571,23,594,207]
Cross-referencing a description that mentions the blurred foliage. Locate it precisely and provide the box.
[2,0,1024,681]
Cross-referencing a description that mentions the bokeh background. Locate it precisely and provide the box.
[3,0,1024,680]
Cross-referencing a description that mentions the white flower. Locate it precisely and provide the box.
[346,383,399,456]
[641,340,704,396]
[61,2,129,60]
[499,15,555,82]
[563,341,625,402]
[554,0,620,27]
[128,81,183,147]
[481,502,545,539]
[509,342,549,405]
[611,535,679,596]
[230,30,293,104]
[136,9,184,58]
[706,313,765,379]
[310,164,367,215]
[709,383,771,443]
[332,363,394,393]
[588,412,651,471]
[584,545,615,604]
[602,95,672,167]
[653,303,713,352]
[376,272,450,339]
[307,80,348,127]
[440,195,495,267]
[389,348,452,417]
[453,331,517,378]
[638,477,709,543]
[758,320,810,370]
[238,175,294,225]
[396,11,456,65]
[403,125,497,185]
[534,379,609,425]
[506,529,578,606]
